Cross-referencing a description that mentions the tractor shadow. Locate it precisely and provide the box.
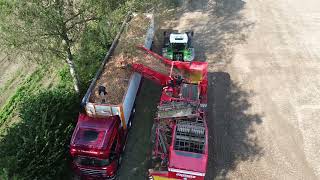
[205,72,264,179]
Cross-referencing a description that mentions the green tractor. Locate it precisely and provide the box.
[162,31,195,62]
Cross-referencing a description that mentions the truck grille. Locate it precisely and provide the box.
[79,167,106,176]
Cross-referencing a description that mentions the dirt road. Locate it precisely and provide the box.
[118,0,320,179]
[158,0,320,179]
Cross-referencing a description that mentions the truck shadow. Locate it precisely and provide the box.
[117,79,162,180]
[206,72,263,179]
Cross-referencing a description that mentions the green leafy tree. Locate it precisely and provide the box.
[0,0,126,93]
[0,88,79,179]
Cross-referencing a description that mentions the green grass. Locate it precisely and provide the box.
[0,87,79,180]
[0,67,24,94]
[0,68,46,128]
[0,63,78,180]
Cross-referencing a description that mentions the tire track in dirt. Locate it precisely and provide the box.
[156,1,263,179]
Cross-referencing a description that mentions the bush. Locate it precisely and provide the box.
[0,88,79,180]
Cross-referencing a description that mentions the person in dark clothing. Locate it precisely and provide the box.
[175,75,184,86]
[168,79,175,88]
[98,85,107,103]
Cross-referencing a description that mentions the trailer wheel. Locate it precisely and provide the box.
[118,155,123,166]
[128,107,135,129]
[128,121,132,129]
[72,173,81,180]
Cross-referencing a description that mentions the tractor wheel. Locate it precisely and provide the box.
[163,31,168,37]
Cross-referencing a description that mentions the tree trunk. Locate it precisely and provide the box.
[58,2,80,94]
[65,45,80,94]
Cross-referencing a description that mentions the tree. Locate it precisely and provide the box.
[0,0,126,93]
[0,87,79,179]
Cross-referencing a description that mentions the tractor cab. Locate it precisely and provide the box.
[162,32,195,62]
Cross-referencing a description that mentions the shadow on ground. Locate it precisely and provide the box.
[196,0,253,67]
[117,79,161,180]
[0,88,78,179]
[205,72,263,180]
[162,0,254,70]
[119,1,259,179]
[153,0,254,70]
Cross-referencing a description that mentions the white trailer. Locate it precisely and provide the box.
[81,13,155,129]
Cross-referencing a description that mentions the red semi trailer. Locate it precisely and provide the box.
[69,12,209,179]
[69,13,155,179]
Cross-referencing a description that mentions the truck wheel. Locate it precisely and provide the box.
[129,108,135,128]
[128,121,132,129]
[122,140,127,152]
[118,155,122,166]
[151,124,156,144]
[127,107,135,130]
[72,174,80,180]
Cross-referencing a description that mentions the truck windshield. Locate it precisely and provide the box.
[83,130,99,141]
[74,156,110,167]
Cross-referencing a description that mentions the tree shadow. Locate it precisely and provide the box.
[142,1,260,179]
[205,72,263,179]
[153,0,254,71]
[0,88,79,179]
[177,0,254,71]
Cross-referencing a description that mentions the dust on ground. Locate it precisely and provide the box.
[160,0,320,179]
[117,0,320,179]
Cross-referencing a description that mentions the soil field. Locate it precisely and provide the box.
[120,0,320,179]
[167,0,320,179]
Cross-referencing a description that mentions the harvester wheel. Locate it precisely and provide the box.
[151,124,157,144]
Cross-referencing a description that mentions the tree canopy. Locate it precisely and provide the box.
[0,0,129,93]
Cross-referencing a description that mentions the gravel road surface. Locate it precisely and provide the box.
[166,0,320,179]
[120,0,320,179]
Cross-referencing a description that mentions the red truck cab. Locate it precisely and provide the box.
[70,114,126,179]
